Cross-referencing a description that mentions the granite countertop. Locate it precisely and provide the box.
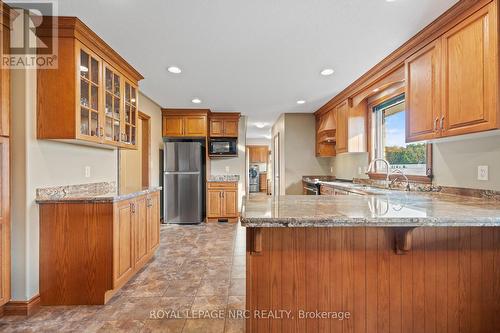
[36,181,162,203]
[240,187,500,227]
[207,175,240,182]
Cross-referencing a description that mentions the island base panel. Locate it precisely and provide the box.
[246,227,500,333]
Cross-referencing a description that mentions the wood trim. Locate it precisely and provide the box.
[139,111,151,187]
[315,0,493,116]
[209,112,241,118]
[162,108,211,116]
[366,87,433,182]
[2,295,41,317]
[36,17,143,82]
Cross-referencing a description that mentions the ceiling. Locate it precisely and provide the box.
[54,0,458,139]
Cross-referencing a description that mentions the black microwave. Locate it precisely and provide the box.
[209,138,238,156]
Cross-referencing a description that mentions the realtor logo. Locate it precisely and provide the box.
[3,1,58,68]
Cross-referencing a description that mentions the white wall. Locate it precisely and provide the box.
[210,116,247,209]
[433,134,500,191]
[246,138,271,147]
[272,113,333,195]
[11,68,118,301]
[119,93,163,189]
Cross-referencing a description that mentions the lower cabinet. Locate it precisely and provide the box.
[207,182,238,222]
[39,191,160,305]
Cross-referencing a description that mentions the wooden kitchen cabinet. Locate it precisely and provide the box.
[335,101,349,154]
[162,109,209,137]
[36,17,143,149]
[39,191,161,305]
[405,2,498,142]
[405,39,442,142]
[315,108,336,157]
[259,173,267,192]
[0,3,10,311]
[147,192,160,253]
[114,199,135,288]
[441,2,498,137]
[207,182,238,223]
[209,113,240,137]
[248,146,269,163]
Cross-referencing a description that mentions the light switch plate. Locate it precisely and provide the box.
[85,166,91,178]
[477,165,488,181]
[225,166,230,173]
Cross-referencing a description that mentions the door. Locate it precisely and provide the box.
[210,119,224,137]
[335,101,348,154]
[184,116,207,136]
[103,64,123,145]
[223,190,237,217]
[163,116,184,136]
[224,120,238,137]
[114,200,134,287]
[405,39,442,142]
[0,138,9,306]
[441,3,498,137]
[147,193,160,252]
[77,43,102,143]
[134,196,148,267]
[273,133,280,196]
[207,190,222,217]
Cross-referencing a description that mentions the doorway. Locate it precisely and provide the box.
[273,133,280,196]
[119,111,151,189]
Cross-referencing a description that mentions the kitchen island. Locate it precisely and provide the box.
[241,192,500,333]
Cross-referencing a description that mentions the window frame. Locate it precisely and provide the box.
[366,87,433,184]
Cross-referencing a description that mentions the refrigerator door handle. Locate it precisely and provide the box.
[164,171,201,175]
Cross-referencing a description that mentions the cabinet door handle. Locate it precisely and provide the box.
[434,117,439,131]
[440,116,445,130]
[130,202,135,213]
[222,192,224,198]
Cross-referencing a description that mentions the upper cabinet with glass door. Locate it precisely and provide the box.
[36,17,143,149]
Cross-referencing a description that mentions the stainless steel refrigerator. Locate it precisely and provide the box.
[164,140,205,224]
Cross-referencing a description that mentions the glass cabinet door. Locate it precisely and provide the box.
[78,46,101,140]
[123,81,137,146]
[104,65,122,143]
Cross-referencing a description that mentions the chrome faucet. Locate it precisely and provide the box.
[390,168,410,191]
[367,158,391,188]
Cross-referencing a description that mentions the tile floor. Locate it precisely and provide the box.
[0,222,246,333]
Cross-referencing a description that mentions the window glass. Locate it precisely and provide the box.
[372,94,428,176]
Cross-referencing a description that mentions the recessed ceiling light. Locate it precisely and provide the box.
[255,122,267,129]
[297,100,306,105]
[191,98,202,104]
[167,66,182,74]
[320,68,334,76]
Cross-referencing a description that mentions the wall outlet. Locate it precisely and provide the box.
[225,166,230,173]
[358,167,363,175]
[330,166,334,174]
[478,165,489,181]
[84,166,91,178]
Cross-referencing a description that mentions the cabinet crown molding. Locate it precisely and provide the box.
[36,16,143,82]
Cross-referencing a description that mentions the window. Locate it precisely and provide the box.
[371,94,430,177]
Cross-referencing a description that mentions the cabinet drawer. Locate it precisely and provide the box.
[207,181,238,189]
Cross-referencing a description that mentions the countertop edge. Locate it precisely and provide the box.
[36,186,162,204]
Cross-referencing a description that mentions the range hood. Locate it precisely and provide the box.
[317,110,336,143]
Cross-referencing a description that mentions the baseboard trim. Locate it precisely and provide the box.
[2,294,41,317]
